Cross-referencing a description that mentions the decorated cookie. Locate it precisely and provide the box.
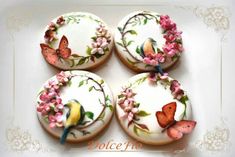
[40,12,113,70]
[36,71,114,144]
[114,11,183,72]
[116,73,196,145]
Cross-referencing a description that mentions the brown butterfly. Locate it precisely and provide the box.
[40,35,71,65]
[156,102,196,140]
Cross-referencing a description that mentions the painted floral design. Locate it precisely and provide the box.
[170,80,184,100]
[118,85,151,136]
[116,11,183,68]
[143,53,165,66]
[44,16,65,43]
[194,7,230,31]
[149,72,185,100]
[41,15,111,67]
[37,71,114,141]
[196,126,230,151]
[147,72,189,117]
[6,127,50,152]
[91,24,111,55]
[141,15,183,66]
[56,16,65,25]
[118,88,138,122]
[37,71,73,128]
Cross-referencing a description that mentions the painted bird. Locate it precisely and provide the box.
[60,99,85,144]
[140,38,157,58]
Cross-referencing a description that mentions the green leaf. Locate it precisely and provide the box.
[91,36,97,41]
[106,105,113,112]
[134,102,140,108]
[133,125,139,136]
[99,79,104,84]
[117,27,123,32]
[88,86,94,92]
[68,80,72,86]
[127,40,134,46]
[156,19,160,24]
[116,42,124,47]
[175,39,182,44]
[180,95,189,105]
[136,46,141,55]
[126,58,136,65]
[128,30,137,35]
[136,123,149,131]
[105,95,110,102]
[85,111,94,120]
[78,80,84,87]
[71,54,80,58]
[86,46,92,55]
[135,76,147,85]
[136,110,151,117]
[98,111,105,123]
[69,59,75,67]
[118,94,124,99]
[77,57,87,65]
[94,53,103,58]
[143,18,148,25]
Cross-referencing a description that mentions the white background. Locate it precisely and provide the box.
[0,0,234,157]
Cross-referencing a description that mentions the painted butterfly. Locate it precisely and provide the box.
[40,35,72,65]
[156,102,196,140]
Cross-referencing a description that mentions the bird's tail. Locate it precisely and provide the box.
[60,127,70,144]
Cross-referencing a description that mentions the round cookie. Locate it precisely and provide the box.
[116,73,196,145]
[114,11,183,72]
[36,71,114,143]
[40,12,113,70]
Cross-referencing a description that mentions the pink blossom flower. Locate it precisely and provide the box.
[96,25,108,36]
[118,87,139,122]
[55,112,63,122]
[148,72,157,82]
[37,71,73,129]
[37,102,51,116]
[143,53,165,66]
[121,88,136,98]
[170,80,184,100]
[56,16,65,25]
[56,71,70,84]
[163,43,183,57]
[48,112,63,128]
[120,107,139,122]
[91,37,108,55]
[44,29,56,43]
[44,80,59,90]
[48,22,56,31]
[164,30,182,43]
[159,72,168,80]
[148,72,168,82]
[160,15,176,31]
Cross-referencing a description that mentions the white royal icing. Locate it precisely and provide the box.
[41,12,113,70]
[114,11,183,71]
[37,70,114,142]
[116,73,192,144]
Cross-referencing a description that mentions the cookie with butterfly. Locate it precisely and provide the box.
[37,12,115,144]
[115,11,196,145]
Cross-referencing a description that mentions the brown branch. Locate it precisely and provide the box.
[74,76,107,129]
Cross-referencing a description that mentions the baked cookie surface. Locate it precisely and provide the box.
[36,71,114,143]
[114,11,183,72]
[40,12,113,70]
[116,73,196,145]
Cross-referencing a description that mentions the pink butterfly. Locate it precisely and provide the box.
[40,35,71,65]
[156,102,196,140]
